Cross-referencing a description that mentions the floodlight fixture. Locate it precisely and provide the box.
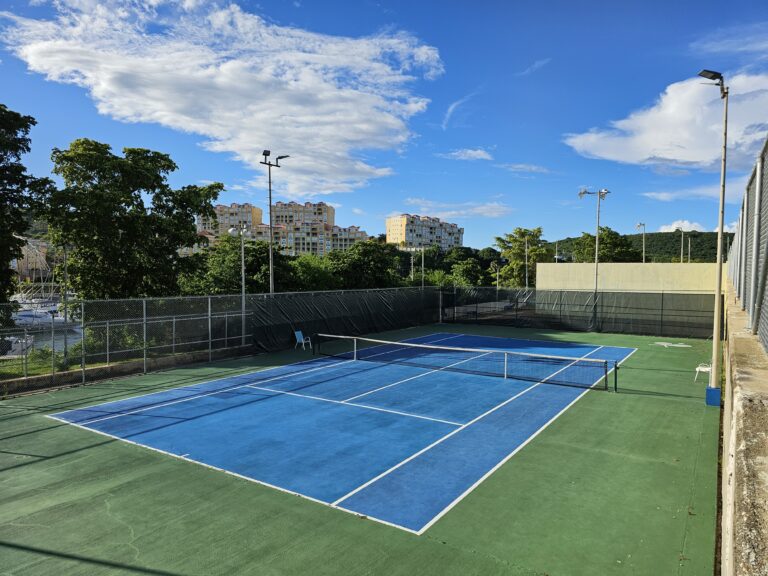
[698,69,723,82]
[262,150,271,157]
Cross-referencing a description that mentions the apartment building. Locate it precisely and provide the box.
[273,201,335,226]
[385,214,464,251]
[198,203,263,236]
[251,222,367,256]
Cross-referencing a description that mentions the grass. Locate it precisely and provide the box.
[0,324,719,575]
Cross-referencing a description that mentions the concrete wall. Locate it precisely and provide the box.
[536,263,717,292]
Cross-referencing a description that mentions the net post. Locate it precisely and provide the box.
[142,299,147,374]
[604,361,608,391]
[614,361,618,392]
[353,337,357,360]
[504,353,508,379]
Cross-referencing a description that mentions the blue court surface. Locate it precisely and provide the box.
[49,333,636,534]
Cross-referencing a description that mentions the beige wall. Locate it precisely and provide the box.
[536,263,718,292]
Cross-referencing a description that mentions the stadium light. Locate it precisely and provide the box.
[675,227,684,263]
[229,225,252,345]
[260,151,290,294]
[579,188,610,328]
[699,69,729,391]
[636,222,646,263]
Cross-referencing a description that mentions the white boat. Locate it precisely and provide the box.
[0,334,34,357]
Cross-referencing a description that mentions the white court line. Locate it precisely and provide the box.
[56,332,458,425]
[44,414,422,535]
[341,351,493,403]
[416,345,635,534]
[332,345,605,507]
[73,360,355,426]
[246,385,463,426]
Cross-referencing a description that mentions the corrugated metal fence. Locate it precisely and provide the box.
[727,136,768,351]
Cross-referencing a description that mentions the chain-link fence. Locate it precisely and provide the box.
[727,136,768,351]
[0,287,439,397]
[441,287,716,338]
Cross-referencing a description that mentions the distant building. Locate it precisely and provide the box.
[273,201,335,226]
[178,230,217,257]
[194,201,366,256]
[385,214,464,251]
[198,203,263,236]
[251,222,367,257]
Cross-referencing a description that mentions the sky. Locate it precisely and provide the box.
[2,0,768,249]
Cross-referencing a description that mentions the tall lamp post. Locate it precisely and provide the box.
[636,222,646,263]
[579,188,610,328]
[229,225,251,346]
[260,150,289,294]
[676,228,685,263]
[699,68,729,391]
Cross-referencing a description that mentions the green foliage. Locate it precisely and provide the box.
[0,105,54,317]
[179,235,295,295]
[37,139,221,299]
[494,227,548,287]
[449,259,486,287]
[326,241,405,289]
[572,226,642,263]
[289,254,340,292]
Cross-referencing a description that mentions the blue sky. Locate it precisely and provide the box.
[2,0,768,248]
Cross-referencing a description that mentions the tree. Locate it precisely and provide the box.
[494,227,549,287]
[0,105,53,319]
[38,139,221,299]
[290,253,339,291]
[477,247,501,269]
[327,241,405,289]
[573,226,642,263]
[179,235,296,295]
[449,259,485,287]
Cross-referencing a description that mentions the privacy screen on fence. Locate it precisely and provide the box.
[441,287,717,338]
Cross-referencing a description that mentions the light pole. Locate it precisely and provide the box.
[676,228,684,263]
[699,69,729,390]
[421,246,425,290]
[259,150,289,294]
[636,222,646,263]
[579,188,610,328]
[524,236,529,290]
[228,225,251,345]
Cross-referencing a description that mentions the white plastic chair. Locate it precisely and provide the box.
[694,363,711,383]
[294,330,312,350]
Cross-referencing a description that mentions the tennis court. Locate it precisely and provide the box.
[48,332,635,534]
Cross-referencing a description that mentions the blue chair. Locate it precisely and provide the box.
[294,330,312,350]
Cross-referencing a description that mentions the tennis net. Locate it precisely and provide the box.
[314,334,613,391]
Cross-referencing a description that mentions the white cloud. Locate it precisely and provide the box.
[722,220,738,233]
[658,220,706,233]
[564,74,768,171]
[441,91,478,130]
[0,1,443,199]
[497,163,549,174]
[436,148,493,161]
[691,22,768,58]
[642,173,749,204]
[351,207,365,215]
[404,197,511,219]
[515,58,551,77]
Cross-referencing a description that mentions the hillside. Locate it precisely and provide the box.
[546,231,735,263]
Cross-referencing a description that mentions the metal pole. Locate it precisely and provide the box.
[688,236,691,263]
[680,229,684,264]
[50,313,55,386]
[172,316,176,354]
[268,164,275,294]
[525,237,529,290]
[63,245,68,358]
[710,84,729,390]
[81,301,85,383]
[106,320,110,366]
[208,296,212,363]
[749,158,763,324]
[594,195,601,295]
[23,328,28,379]
[642,227,646,263]
[142,298,147,374]
[421,247,425,290]
[241,228,246,346]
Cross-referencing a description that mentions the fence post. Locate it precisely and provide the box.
[23,328,28,380]
[438,289,443,323]
[81,302,85,384]
[50,313,55,387]
[142,299,147,374]
[659,291,665,336]
[172,316,176,354]
[106,320,110,366]
[748,157,763,325]
[208,296,212,362]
